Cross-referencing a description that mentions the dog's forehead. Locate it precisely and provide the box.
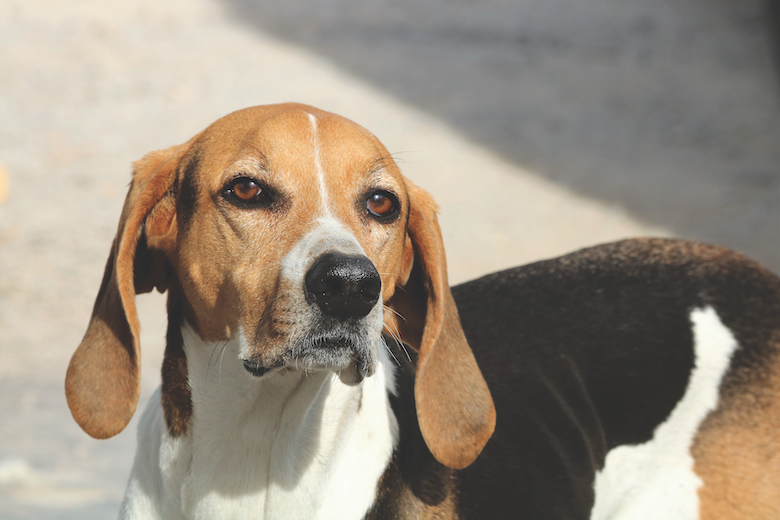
[190,104,402,188]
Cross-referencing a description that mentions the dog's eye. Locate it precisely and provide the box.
[224,177,271,207]
[366,190,399,221]
[234,179,261,201]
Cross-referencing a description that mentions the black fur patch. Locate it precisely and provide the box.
[366,239,780,519]
[178,151,201,230]
[453,239,779,519]
[161,284,193,437]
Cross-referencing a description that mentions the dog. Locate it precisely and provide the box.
[66,103,780,519]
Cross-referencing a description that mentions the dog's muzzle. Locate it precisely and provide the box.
[302,252,381,382]
[244,253,382,381]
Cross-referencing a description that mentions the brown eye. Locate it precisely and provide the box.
[366,190,399,221]
[233,179,261,200]
[224,177,273,207]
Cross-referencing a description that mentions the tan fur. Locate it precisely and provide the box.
[386,183,496,469]
[368,453,459,520]
[65,143,187,438]
[693,335,780,520]
[66,103,495,469]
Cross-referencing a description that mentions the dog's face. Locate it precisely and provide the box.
[161,107,411,380]
[66,103,494,470]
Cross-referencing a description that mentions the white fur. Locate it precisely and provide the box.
[119,326,398,520]
[590,306,738,520]
[280,216,367,289]
[307,112,332,217]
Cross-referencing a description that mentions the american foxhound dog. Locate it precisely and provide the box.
[66,103,780,519]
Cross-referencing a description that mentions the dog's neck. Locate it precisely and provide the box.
[166,324,399,519]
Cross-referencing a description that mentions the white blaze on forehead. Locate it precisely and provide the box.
[308,113,333,217]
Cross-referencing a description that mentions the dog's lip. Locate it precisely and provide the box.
[242,330,376,379]
[243,360,270,377]
[313,337,353,350]
[294,335,376,378]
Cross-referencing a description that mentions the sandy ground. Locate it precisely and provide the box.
[0,0,777,517]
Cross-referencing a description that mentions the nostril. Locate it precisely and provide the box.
[305,253,381,320]
[358,277,381,303]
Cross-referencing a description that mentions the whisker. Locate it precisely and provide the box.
[378,150,417,166]
[383,304,407,322]
[381,335,401,367]
[218,340,229,385]
[205,340,222,390]
[383,307,412,363]
[399,341,412,363]
[382,313,409,365]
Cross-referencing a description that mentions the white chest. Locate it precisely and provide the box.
[124,328,398,520]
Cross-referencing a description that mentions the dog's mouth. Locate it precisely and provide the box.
[243,360,270,377]
[243,333,376,382]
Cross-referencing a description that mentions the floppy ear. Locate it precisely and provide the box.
[65,145,183,439]
[388,182,496,469]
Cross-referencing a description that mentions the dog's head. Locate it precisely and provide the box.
[65,103,495,469]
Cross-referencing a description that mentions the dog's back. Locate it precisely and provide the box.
[460,238,779,519]
[373,238,780,519]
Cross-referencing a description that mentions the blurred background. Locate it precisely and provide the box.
[1,0,778,517]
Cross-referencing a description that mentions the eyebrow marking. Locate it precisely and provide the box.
[238,139,269,165]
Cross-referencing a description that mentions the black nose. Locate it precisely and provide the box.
[305,253,381,320]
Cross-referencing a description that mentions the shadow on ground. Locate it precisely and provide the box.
[221,0,780,272]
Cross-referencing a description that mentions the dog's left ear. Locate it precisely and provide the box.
[65,144,183,439]
[387,182,496,470]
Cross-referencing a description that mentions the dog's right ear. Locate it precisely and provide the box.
[65,144,186,439]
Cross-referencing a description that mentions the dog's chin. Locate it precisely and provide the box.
[244,337,376,384]
[336,363,368,386]
[292,340,376,385]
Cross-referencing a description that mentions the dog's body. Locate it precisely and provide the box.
[420,240,780,520]
[66,104,779,519]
